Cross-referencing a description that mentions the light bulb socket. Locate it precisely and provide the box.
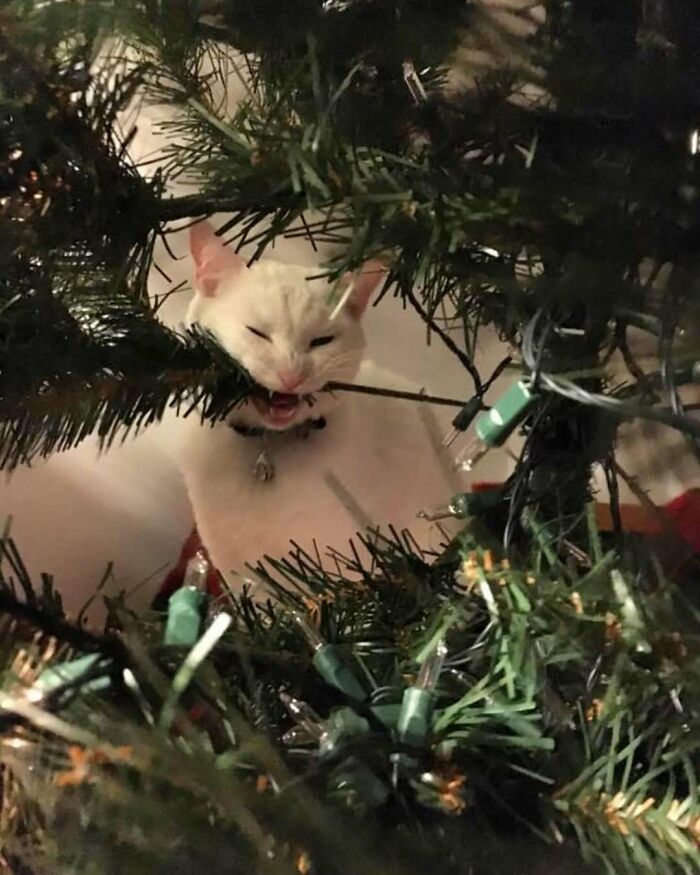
[164,587,206,646]
[398,687,434,746]
[313,645,366,701]
[37,654,112,695]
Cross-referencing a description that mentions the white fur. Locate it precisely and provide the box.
[181,361,463,588]
[187,259,365,430]
[181,226,464,587]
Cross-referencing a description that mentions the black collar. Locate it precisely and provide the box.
[230,416,327,438]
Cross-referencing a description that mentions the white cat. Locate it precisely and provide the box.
[181,221,464,588]
[187,220,382,433]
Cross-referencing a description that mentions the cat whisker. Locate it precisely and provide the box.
[319,352,356,366]
[316,353,361,374]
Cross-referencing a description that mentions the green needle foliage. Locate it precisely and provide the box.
[1,2,254,467]
[2,3,700,873]
[0,515,698,875]
[2,0,700,486]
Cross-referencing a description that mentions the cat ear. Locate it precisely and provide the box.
[189,220,246,297]
[342,259,386,318]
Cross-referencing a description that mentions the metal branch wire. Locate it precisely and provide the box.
[325,382,464,408]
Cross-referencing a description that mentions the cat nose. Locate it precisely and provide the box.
[277,369,305,391]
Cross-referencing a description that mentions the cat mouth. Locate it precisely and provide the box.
[251,389,312,426]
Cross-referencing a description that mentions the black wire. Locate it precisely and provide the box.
[615,318,652,389]
[503,445,530,551]
[554,509,588,546]
[659,270,700,462]
[503,313,538,551]
[482,354,513,394]
[602,453,623,535]
[403,284,483,395]
[533,316,552,389]
[507,303,698,553]
[504,309,558,551]
[503,397,552,551]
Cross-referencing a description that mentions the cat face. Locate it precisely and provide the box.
[187,221,384,430]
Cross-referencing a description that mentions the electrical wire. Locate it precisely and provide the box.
[602,454,623,535]
[521,310,700,442]
[659,271,700,461]
[502,396,552,551]
[536,372,700,440]
[509,304,700,551]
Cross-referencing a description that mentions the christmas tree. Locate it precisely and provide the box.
[1,2,700,873]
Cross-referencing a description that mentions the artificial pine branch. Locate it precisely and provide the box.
[561,790,700,874]
[0,521,698,875]
[4,0,700,473]
[2,4,700,871]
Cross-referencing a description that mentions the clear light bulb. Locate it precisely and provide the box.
[402,59,428,103]
[292,610,325,651]
[183,551,209,590]
[453,434,490,472]
[418,494,472,522]
[279,691,324,742]
[416,640,447,692]
[417,502,458,522]
[282,725,320,746]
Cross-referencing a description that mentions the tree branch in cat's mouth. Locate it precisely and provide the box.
[249,385,314,426]
[243,379,467,429]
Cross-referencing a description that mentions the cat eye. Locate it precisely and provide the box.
[247,326,271,341]
[309,335,335,349]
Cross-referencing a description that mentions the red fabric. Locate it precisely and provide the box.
[471,481,502,494]
[663,488,700,553]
